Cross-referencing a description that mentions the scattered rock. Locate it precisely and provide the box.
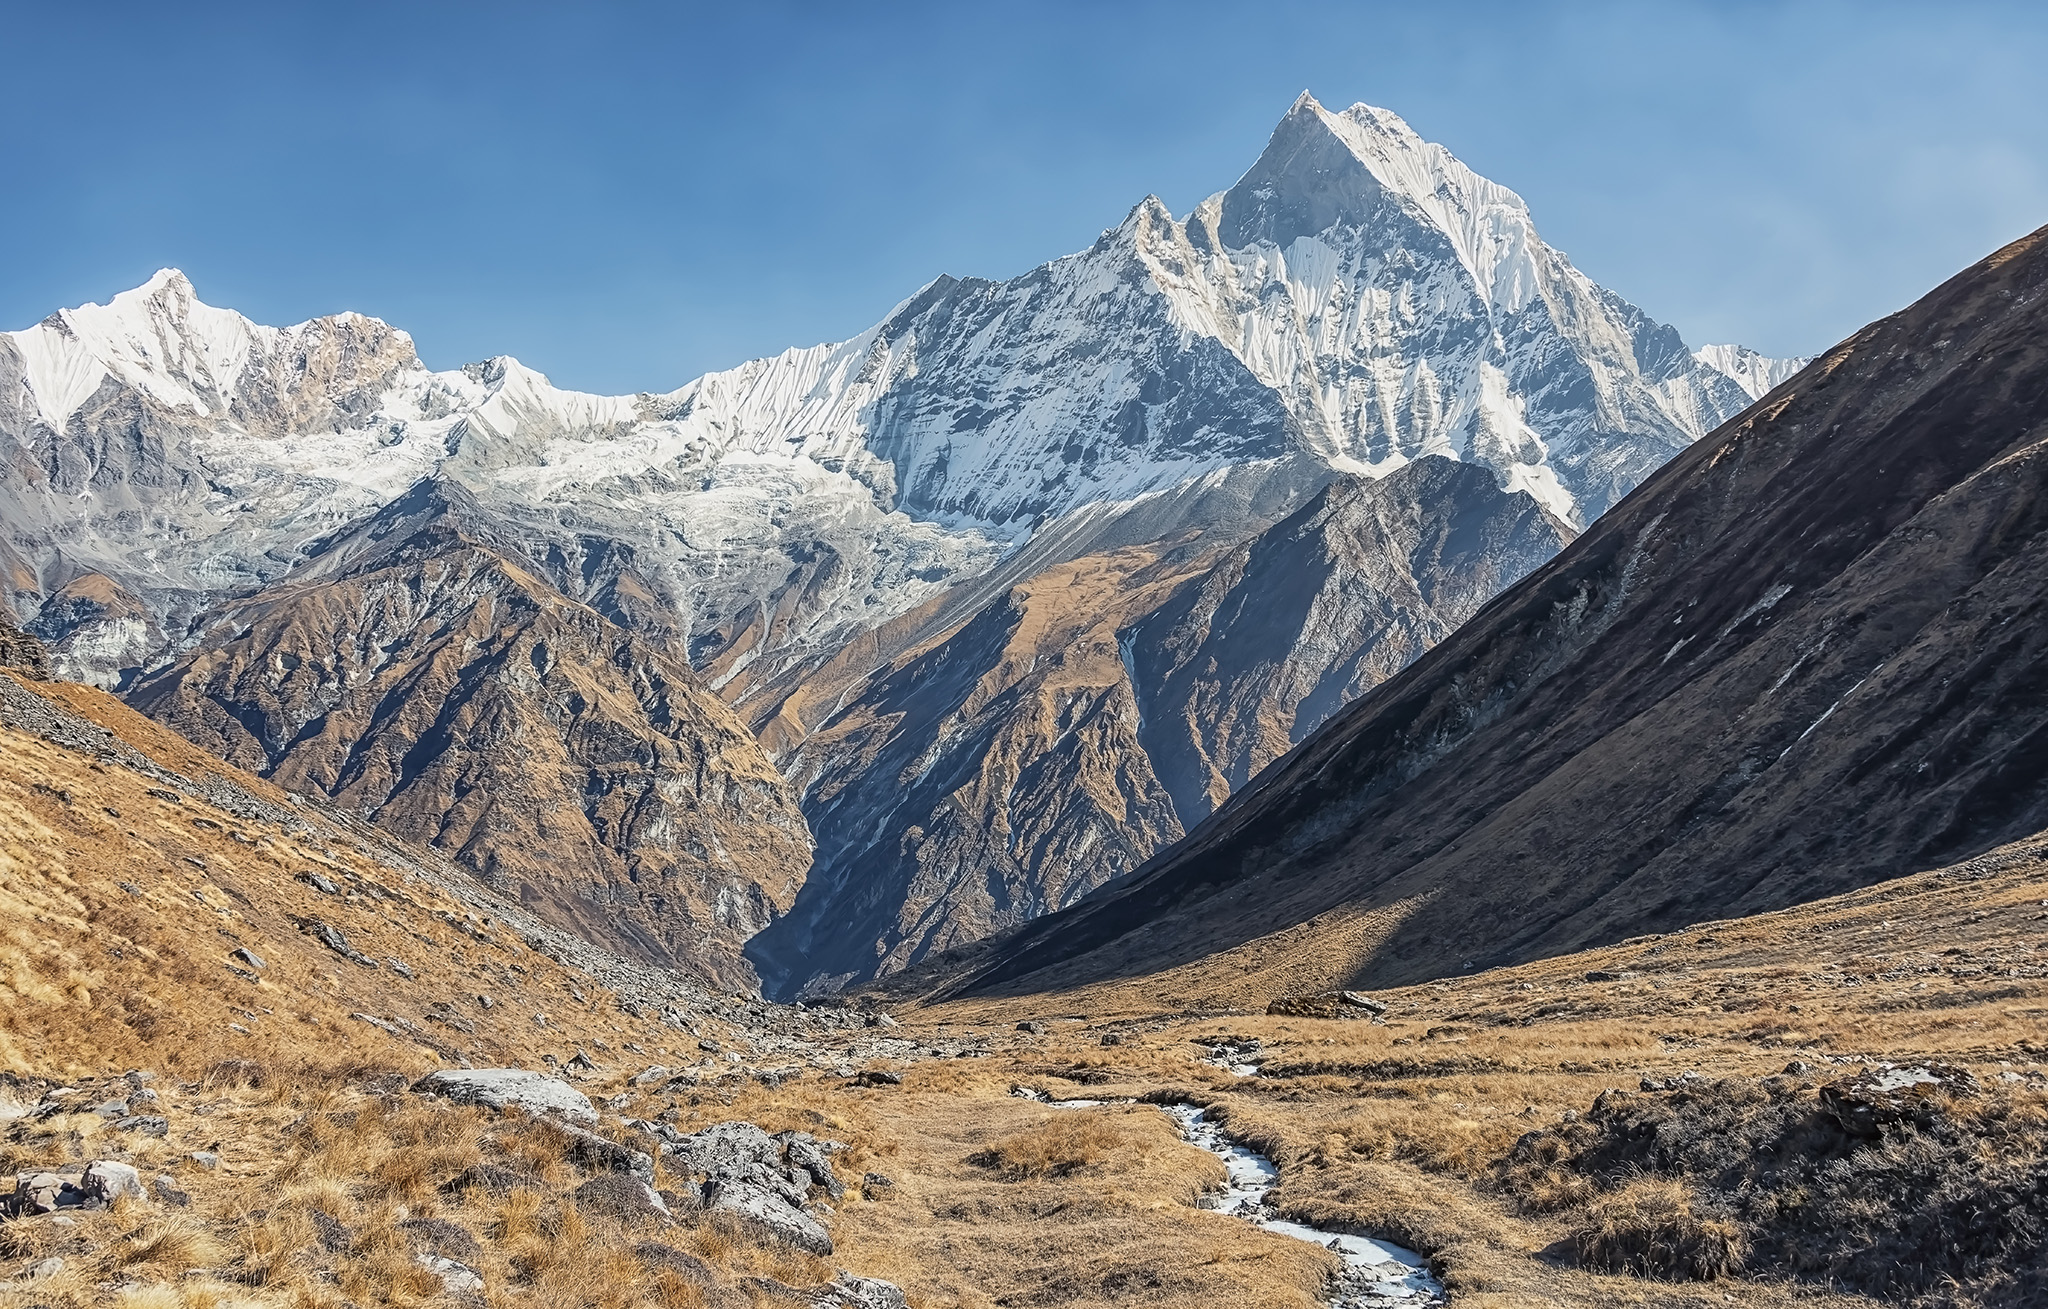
[1585,970,1639,983]
[849,1070,902,1088]
[412,1069,596,1123]
[813,1273,911,1309]
[23,1257,64,1279]
[188,1152,220,1170]
[631,1065,671,1087]
[1266,991,1388,1019]
[860,1173,896,1202]
[151,1174,190,1206]
[866,1013,899,1029]
[1015,1020,1049,1034]
[1783,1060,1816,1076]
[89,1098,128,1118]
[299,917,376,967]
[415,1253,484,1294]
[115,1114,169,1137]
[1820,1063,1979,1136]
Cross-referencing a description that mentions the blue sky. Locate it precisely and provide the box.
[5,1,2045,393]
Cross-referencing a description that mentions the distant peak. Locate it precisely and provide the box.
[1287,89,1322,115]
[109,268,199,307]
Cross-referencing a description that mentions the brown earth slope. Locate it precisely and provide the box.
[125,481,812,991]
[749,458,1570,997]
[903,221,2048,1008]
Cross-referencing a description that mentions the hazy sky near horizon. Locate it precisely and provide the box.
[5,1,2045,393]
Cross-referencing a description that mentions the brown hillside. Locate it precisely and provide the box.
[125,481,813,992]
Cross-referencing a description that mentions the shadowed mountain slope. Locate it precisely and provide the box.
[902,222,2048,1006]
[748,456,1570,996]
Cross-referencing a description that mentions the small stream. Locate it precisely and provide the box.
[1021,1088,1444,1305]
[1162,1104,1444,1306]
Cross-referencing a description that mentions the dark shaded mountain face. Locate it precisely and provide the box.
[909,224,2048,1006]
[747,456,1571,997]
[125,483,813,991]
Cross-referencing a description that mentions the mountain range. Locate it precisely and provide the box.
[903,219,2048,1010]
[0,93,1801,993]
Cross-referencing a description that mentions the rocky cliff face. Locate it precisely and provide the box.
[126,483,812,990]
[914,223,2048,1008]
[748,456,1573,996]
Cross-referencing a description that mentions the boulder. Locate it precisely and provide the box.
[814,1274,910,1309]
[412,1069,595,1123]
[1266,990,1387,1019]
[1820,1063,1979,1136]
[300,917,376,967]
[82,1160,145,1204]
[664,1121,787,1189]
[7,1172,70,1216]
[705,1178,833,1255]
[116,1114,170,1137]
[776,1131,845,1199]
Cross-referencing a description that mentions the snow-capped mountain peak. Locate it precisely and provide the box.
[1213,93,1541,315]
[3,94,1808,695]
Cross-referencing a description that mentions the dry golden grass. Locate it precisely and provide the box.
[6,670,2046,1306]
[0,675,707,1084]
[1570,1179,1747,1282]
[974,1112,1133,1177]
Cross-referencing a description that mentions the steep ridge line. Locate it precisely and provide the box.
[907,221,2048,1007]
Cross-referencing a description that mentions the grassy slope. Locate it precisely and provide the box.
[6,669,2046,1307]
